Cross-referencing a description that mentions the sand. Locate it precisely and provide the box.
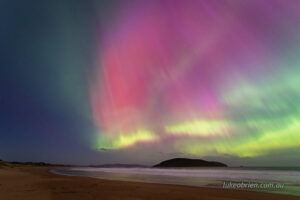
[0,166,298,200]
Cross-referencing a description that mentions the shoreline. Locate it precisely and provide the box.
[53,166,300,196]
[0,166,299,200]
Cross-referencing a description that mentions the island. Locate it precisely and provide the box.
[153,158,227,168]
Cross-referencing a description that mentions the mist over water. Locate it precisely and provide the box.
[54,167,300,196]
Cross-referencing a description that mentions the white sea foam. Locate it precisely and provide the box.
[69,167,300,184]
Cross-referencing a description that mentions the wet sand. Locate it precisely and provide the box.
[0,166,299,200]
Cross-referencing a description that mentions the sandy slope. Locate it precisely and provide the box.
[0,166,298,200]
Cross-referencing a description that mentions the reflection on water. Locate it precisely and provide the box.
[52,167,300,196]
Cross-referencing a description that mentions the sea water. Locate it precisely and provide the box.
[52,167,300,196]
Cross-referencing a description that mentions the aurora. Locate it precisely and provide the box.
[89,0,300,163]
[4,1,300,199]
[1,0,300,168]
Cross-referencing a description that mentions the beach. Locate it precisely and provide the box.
[0,166,299,200]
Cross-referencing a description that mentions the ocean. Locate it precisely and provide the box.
[52,167,300,196]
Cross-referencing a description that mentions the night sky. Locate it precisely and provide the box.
[1,0,300,166]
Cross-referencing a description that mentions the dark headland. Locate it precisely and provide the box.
[0,159,72,167]
[153,158,227,168]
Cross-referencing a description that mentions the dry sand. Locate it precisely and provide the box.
[0,166,298,200]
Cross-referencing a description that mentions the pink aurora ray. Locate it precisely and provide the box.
[90,0,300,155]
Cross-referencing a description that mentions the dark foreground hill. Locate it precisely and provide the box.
[0,160,12,167]
[153,158,227,168]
